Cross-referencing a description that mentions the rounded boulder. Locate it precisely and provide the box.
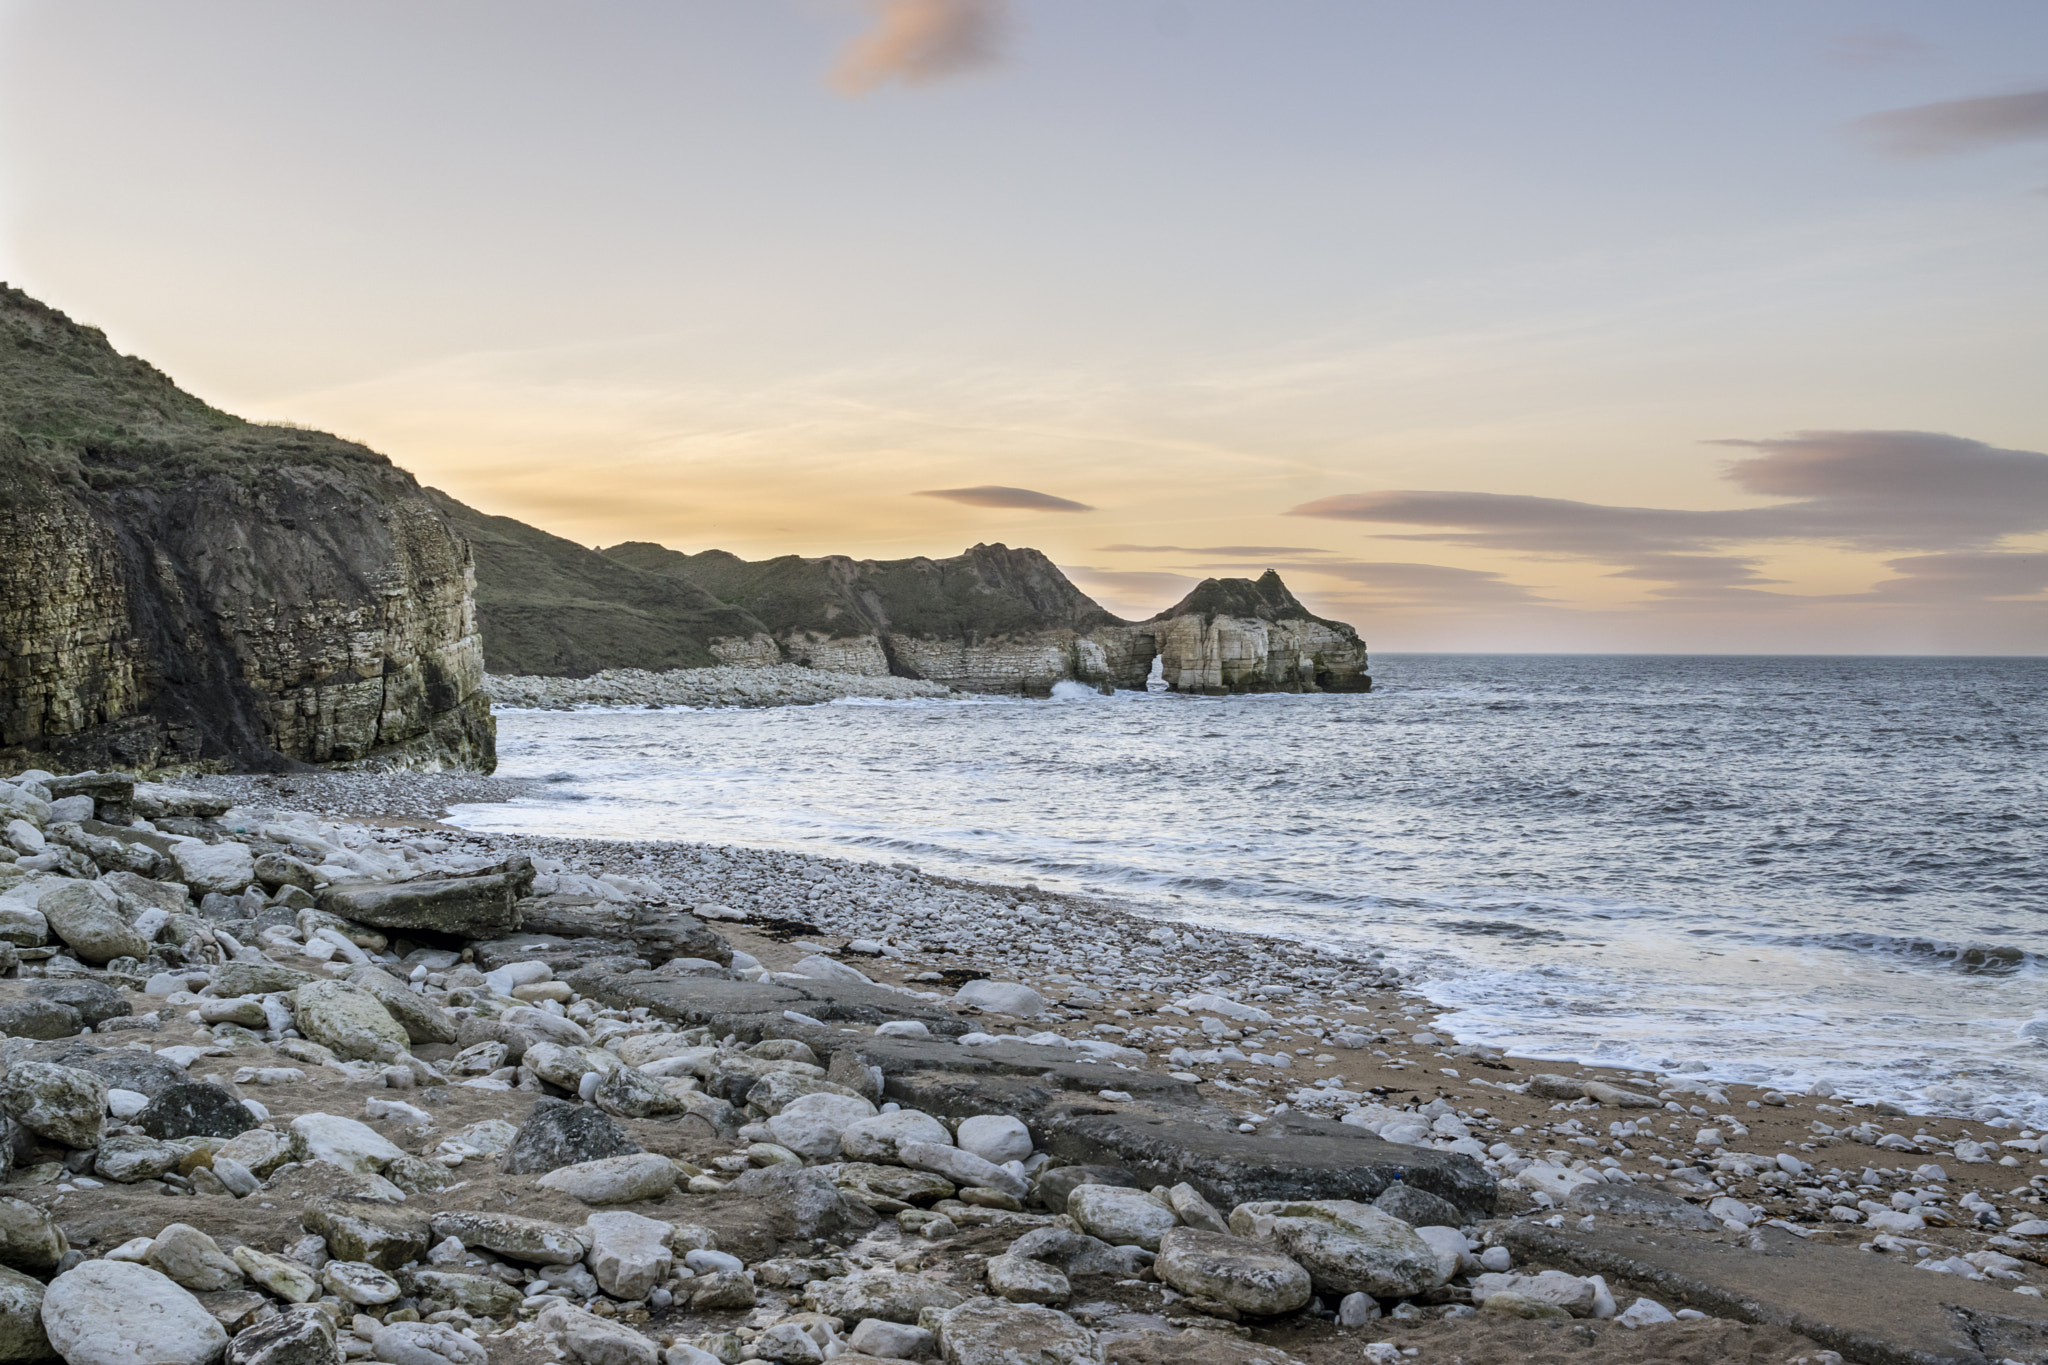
[40,1260,229,1365]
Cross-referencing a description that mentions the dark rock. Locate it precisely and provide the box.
[1031,1165,1139,1213]
[0,1195,67,1273]
[343,965,457,1045]
[27,1041,187,1099]
[502,1098,641,1175]
[253,853,317,892]
[301,1198,432,1271]
[1039,1107,1496,1223]
[224,1305,340,1365]
[722,1164,875,1241]
[564,965,964,1038]
[514,900,732,969]
[469,934,647,977]
[0,997,81,1041]
[1503,1219,2048,1365]
[25,979,130,1028]
[1560,1181,1722,1230]
[44,773,135,825]
[1375,1182,1464,1229]
[316,857,534,939]
[136,1079,260,1140]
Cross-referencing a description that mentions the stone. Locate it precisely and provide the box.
[502,1098,641,1174]
[898,1140,1028,1199]
[1616,1297,1677,1327]
[368,1322,484,1365]
[1481,1292,1572,1320]
[535,1152,677,1205]
[1067,1185,1179,1251]
[750,1324,823,1363]
[590,1064,692,1120]
[344,967,457,1046]
[985,1254,1069,1306]
[1166,1183,1229,1235]
[953,981,1046,1018]
[789,954,870,985]
[928,1300,1100,1365]
[1561,1181,1721,1231]
[147,1223,245,1292]
[317,860,533,941]
[766,1092,878,1159]
[0,1198,66,1274]
[956,1115,1032,1166]
[137,1080,260,1141]
[1374,1182,1461,1229]
[171,842,257,896]
[40,1260,229,1365]
[301,1199,432,1271]
[27,979,130,1028]
[581,1211,673,1300]
[231,1247,323,1303]
[0,1264,48,1364]
[1227,1200,1449,1299]
[289,1114,406,1175]
[29,881,147,965]
[214,962,315,997]
[686,1271,756,1311]
[0,997,72,1039]
[0,1061,104,1149]
[803,1271,967,1324]
[399,1270,521,1318]
[744,1071,863,1116]
[291,982,408,1063]
[839,1110,953,1164]
[1472,1272,1596,1316]
[726,1164,873,1241]
[251,854,317,893]
[428,1211,586,1265]
[320,1260,399,1306]
[215,1128,294,1177]
[1154,1227,1312,1317]
[845,1319,934,1360]
[224,1306,339,1365]
[94,1134,183,1183]
[1030,1165,1138,1214]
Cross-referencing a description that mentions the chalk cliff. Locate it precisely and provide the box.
[1140,570,1371,694]
[0,287,493,772]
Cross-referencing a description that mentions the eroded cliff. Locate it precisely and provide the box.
[0,287,493,772]
[1137,570,1371,694]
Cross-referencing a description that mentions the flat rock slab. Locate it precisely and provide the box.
[565,967,965,1038]
[1503,1220,2048,1365]
[1040,1107,1497,1223]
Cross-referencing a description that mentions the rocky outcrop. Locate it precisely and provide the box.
[0,287,493,772]
[1135,570,1370,695]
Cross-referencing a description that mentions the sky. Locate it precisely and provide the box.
[1,0,2044,653]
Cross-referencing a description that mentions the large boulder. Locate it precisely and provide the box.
[26,980,129,1028]
[1227,1200,1449,1299]
[764,1092,878,1160]
[723,1165,872,1241]
[146,1224,244,1293]
[953,980,1047,1018]
[316,858,533,939]
[839,1110,952,1164]
[35,882,148,965]
[0,1062,105,1149]
[428,1212,585,1266]
[802,1270,967,1325]
[291,982,409,1062]
[0,1264,50,1363]
[136,1081,259,1141]
[581,1212,673,1300]
[172,841,257,896]
[503,1098,640,1175]
[956,1115,1033,1166]
[534,1154,676,1206]
[40,1261,229,1365]
[928,1300,1100,1365]
[301,1199,432,1271]
[0,1199,66,1275]
[343,967,457,1046]
[897,1140,1027,1199]
[222,1305,338,1365]
[1153,1227,1312,1316]
[1066,1185,1179,1251]
[288,1115,406,1176]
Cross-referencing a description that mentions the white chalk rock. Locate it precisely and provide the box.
[40,1260,228,1365]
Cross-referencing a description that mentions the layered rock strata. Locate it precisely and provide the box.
[0,288,493,772]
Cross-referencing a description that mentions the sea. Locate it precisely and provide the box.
[447,654,2048,1126]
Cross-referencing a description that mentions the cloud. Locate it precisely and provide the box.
[830,0,1006,95]
[1824,28,1934,69]
[915,484,1093,511]
[1096,544,1332,556]
[1851,88,2048,158]
[1264,559,1548,608]
[1285,429,2048,605]
[1851,552,2048,604]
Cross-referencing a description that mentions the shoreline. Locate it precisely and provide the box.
[485,667,961,711]
[195,771,2048,1137]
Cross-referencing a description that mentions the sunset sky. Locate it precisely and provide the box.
[2,1,2044,652]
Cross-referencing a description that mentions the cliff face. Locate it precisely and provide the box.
[0,287,493,773]
[1135,569,1371,695]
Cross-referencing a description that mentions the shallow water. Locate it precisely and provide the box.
[448,654,2048,1123]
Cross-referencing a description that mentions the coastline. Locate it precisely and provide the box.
[194,770,2048,1201]
[485,668,960,711]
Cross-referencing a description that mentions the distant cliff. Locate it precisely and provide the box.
[462,528,1370,696]
[0,287,493,773]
